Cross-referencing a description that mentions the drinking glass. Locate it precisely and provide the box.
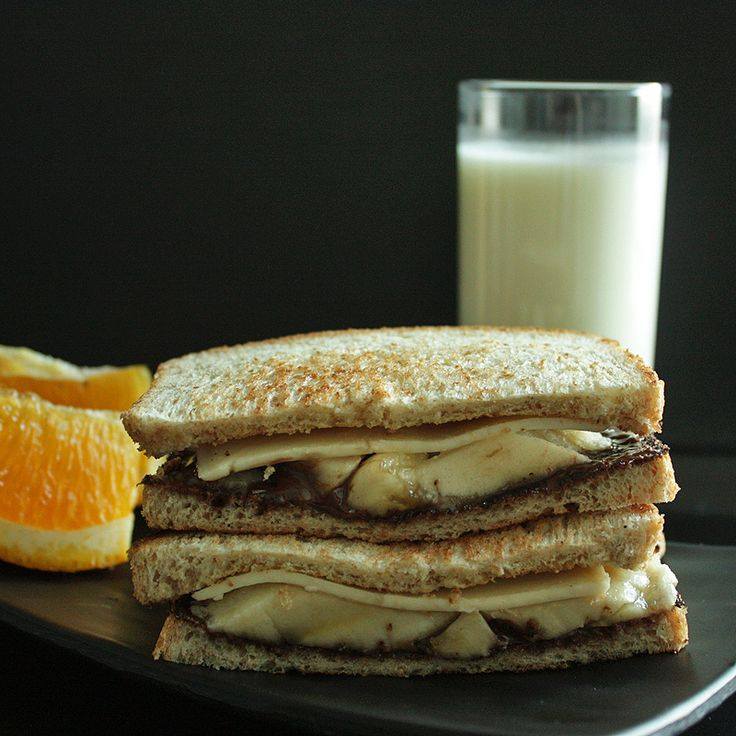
[457,80,670,364]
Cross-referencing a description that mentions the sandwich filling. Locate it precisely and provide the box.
[186,557,678,659]
[146,417,666,519]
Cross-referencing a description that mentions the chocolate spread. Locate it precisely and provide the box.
[174,596,682,660]
[143,431,667,523]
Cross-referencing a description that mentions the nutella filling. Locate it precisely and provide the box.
[144,430,667,522]
[180,558,679,660]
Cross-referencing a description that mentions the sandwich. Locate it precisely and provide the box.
[129,506,685,675]
[124,327,688,675]
[125,327,677,542]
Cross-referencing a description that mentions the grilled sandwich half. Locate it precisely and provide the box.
[129,505,686,675]
[123,327,678,543]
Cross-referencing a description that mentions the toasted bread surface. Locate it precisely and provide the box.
[152,607,688,676]
[141,451,677,542]
[123,327,663,456]
[129,505,663,604]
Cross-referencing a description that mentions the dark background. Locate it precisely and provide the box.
[2,2,736,453]
[2,4,736,732]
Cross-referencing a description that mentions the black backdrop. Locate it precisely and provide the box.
[3,2,735,452]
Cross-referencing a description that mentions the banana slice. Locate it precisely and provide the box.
[347,431,588,516]
[297,456,362,493]
[347,453,433,515]
[196,583,452,652]
[430,612,499,658]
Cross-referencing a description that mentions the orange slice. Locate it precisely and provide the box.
[0,389,153,571]
[0,516,135,572]
[0,346,151,411]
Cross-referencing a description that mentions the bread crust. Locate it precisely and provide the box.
[128,505,663,605]
[141,452,677,542]
[152,607,688,676]
[122,327,664,456]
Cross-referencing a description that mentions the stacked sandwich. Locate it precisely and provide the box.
[125,327,687,676]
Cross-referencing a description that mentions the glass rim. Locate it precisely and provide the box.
[460,80,671,97]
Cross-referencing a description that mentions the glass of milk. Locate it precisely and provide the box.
[457,80,670,365]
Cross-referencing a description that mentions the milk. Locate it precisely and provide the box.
[457,139,668,364]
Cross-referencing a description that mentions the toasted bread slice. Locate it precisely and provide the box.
[141,451,677,542]
[122,327,663,457]
[152,606,688,676]
[129,505,663,605]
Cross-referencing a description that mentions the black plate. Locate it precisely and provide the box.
[0,541,734,736]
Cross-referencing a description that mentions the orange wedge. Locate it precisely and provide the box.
[0,345,151,411]
[0,389,153,571]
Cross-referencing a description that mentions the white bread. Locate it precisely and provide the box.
[141,452,677,542]
[129,505,663,604]
[152,606,688,676]
[122,327,663,456]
